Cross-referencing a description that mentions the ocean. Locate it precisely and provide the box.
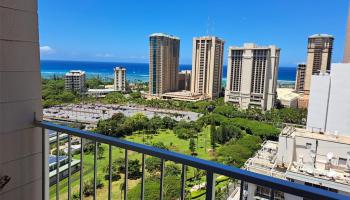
[41,60,296,83]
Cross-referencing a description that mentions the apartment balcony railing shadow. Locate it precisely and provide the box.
[35,120,349,200]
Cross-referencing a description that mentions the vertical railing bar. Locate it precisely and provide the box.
[56,132,60,200]
[93,141,97,200]
[124,149,128,200]
[140,154,145,200]
[205,171,215,200]
[42,128,48,200]
[270,188,275,200]
[180,164,186,200]
[68,135,72,200]
[108,144,112,200]
[239,180,244,200]
[79,137,83,200]
[159,159,165,200]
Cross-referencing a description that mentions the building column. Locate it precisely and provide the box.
[0,0,43,200]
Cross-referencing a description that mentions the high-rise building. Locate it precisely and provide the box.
[114,67,126,92]
[225,43,280,111]
[178,70,191,91]
[64,70,86,93]
[149,33,180,96]
[191,36,224,99]
[307,63,350,136]
[295,63,306,93]
[304,34,334,94]
[344,6,350,63]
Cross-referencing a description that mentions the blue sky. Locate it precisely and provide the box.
[39,0,349,66]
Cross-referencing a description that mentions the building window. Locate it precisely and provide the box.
[306,143,312,149]
[338,158,347,166]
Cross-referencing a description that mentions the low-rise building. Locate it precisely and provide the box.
[277,88,300,108]
[160,90,209,102]
[87,88,115,98]
[65,70,86,93]
[49,155,80,186]
[178,70,191,91]
[297,94,309,109]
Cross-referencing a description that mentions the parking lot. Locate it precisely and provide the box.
[44,103,202,124]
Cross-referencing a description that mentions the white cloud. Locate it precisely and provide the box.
[96,53,116,58]
[40,46,55,54]
[128,55,147,59]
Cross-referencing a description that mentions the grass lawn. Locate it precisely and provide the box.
[50,126,218,199]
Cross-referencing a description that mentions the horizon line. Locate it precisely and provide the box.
[40,59,297,68]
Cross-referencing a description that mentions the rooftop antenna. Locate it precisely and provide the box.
[206,16,215,37]
[206,16,210,36]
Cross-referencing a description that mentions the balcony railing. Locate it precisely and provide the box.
[35,120,349,200]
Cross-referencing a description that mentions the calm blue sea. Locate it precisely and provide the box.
[41,60,296,83]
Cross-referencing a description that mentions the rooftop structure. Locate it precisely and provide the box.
[309,34,334,38]
[242,127,350,200]
[149,33,180,40]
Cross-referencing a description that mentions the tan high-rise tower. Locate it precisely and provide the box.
[303,34,334,94]
[149,33,180,96]
[191,36,224,99]
[344,6,350,63]
[295,63,306,93]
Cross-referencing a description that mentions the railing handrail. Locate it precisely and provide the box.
[35,120,349,200]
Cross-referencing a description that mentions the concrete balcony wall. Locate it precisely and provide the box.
[0,1,43,200]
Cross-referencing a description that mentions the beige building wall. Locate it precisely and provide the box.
[191,36,224,99]
[0,1,44,199]
[149,33,180,96]
[344,6,350,63]
[304,34,333,94]
[225,43,280,111]
[114,67,126,91]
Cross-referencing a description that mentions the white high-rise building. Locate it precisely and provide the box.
[114,67,126,92]
[64,70,86,93]
[307,63,350,136]
[225,43,280,111]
